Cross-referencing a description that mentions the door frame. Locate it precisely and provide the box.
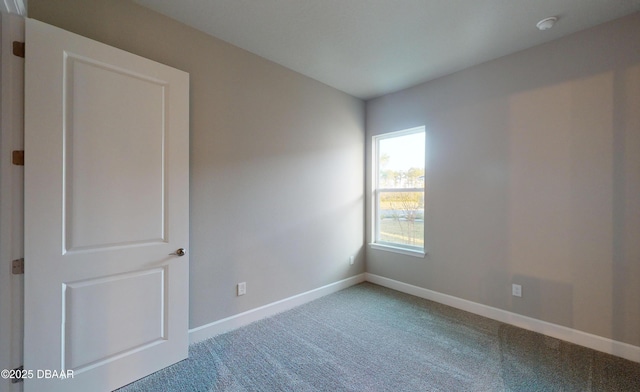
[0,10,25,392]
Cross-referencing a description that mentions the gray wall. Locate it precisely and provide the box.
[29,0,365,329]
[366,12,640,346]
[29,0,640,348]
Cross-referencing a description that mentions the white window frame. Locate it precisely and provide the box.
[371,126,426,257]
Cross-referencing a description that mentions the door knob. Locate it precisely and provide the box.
[169,248,186,256]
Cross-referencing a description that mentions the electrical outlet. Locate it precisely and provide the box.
[512,284,522,297]
[237,282,246,296]
[349,255,355,265]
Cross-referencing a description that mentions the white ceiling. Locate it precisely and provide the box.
[134,0,640,100]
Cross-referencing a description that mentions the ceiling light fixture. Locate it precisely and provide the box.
[536,16,558,31]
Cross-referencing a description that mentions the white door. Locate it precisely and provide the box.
[23,19,189,392]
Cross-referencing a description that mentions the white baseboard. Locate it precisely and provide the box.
[187,271,640,363]
[365,273,640,363]
[189,273,366,344]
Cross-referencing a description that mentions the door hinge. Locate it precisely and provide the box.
[12,150,24,166]
[11,365,24,383]
[12,41,25,58]
[11,258,24,275]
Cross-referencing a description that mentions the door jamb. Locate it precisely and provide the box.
[0,11,25,392]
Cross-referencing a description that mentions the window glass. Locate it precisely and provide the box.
[374,128,425,252]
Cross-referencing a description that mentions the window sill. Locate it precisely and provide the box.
[369,243,426,258]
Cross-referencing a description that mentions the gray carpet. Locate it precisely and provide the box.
[116,282,640,391]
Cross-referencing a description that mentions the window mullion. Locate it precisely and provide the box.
[378,188,424,193]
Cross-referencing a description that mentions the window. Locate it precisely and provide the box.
[372,127,425,256]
